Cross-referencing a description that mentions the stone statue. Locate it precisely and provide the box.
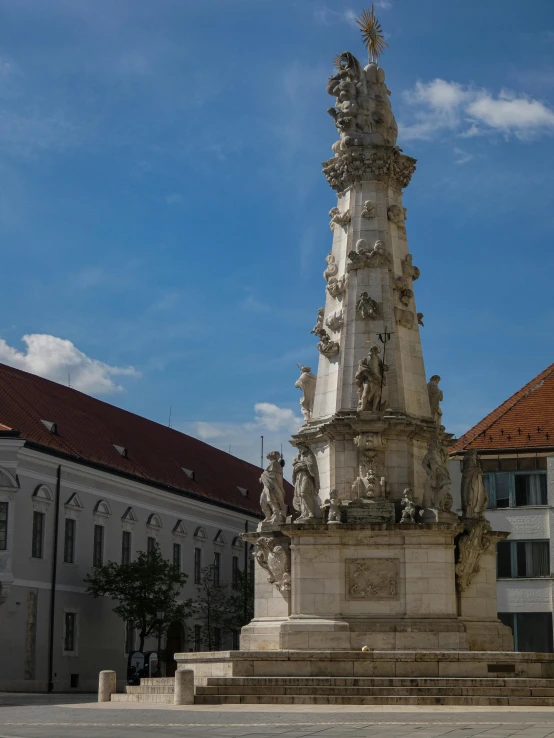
[317,330,340,357]
[394,276,413,306]
[323,252,338,282]
[327,274,347,298]
[292,445,322,523]
[326,52,398,152]
[422,436,452,511]
[355,346,388,412]
[326,488,342,523]
[461,450,488,519]
[394,306,415,329]
[295,365,317,423]
[329,207,351,230]
[259,451,287,525]
[361,200,376,219]
[356,292,380,320]
[347,239,391,272]
[402,254,420,281]
[417,312,424,327]
[388,204,406,225]
[427,375,443,425]
[311,308,324,335]
[400,488,416,524]
[325,308,344,331]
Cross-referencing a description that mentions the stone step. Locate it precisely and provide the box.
[193,694,554,706]
[111,693,174,704]
[139,678,175,686]
[197,685,554,697]
[205,676,554,688]
[126,685,174,695]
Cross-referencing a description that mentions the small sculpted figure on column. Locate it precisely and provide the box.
[427,375,443,425]
[259,450,287,525]
[355,346,388,411]
[295,365,317,423]
[421,433,452,511]
[400,488,416,524]
[292,444,322,523]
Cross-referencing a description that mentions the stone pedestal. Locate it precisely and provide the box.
[241,522,511,652]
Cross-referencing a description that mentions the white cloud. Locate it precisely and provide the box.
[400,78,554,142]
[186,402,303,479]
[453,147,474,165]
[314,7,358,26]
[0,334,137,394]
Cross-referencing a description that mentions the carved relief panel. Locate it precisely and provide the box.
[346,558,400,601]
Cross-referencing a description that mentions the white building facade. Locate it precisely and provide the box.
[0,364,265,692]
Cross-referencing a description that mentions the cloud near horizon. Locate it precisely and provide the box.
[400,78,554,141]
[0,334,138,394]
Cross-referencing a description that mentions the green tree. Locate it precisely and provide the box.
[225,567,254,636]
[85,547,192,652]
[190,565,230,651]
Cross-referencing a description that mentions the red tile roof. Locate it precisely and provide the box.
[450,362,554,455]
[0,362,292,516]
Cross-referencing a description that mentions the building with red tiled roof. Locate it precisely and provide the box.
[449,363,554,654]
[0,362,293,692]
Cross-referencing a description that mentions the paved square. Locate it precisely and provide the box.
[1,695,554,738]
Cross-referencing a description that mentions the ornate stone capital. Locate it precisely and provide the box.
[322,147,416,193]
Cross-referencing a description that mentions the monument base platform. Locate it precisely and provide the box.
[240,616,512,652]
[175,650,554,705]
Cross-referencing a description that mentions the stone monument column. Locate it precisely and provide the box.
[295,52,438,509]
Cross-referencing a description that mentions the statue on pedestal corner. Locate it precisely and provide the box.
[259,451,287,525]
[295,365,317,423]
[461,450,488,519]
[292,444,321,523]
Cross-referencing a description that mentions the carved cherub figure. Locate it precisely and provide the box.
[327,275,347,298]
[317,331,339,357]
[388,204,406,225]
[356,292,380,320]
[400,488,416,524]
[402,254,420,281]
[311,308,324,335]
[326,488,342,523]
[323,253,338,282]
[361,200,376,219]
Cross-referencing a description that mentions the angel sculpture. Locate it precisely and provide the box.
[427,375,443,426]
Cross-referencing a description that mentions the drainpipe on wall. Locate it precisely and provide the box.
[47,465,62,693]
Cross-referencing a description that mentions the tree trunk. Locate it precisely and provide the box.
[139,630,146,653]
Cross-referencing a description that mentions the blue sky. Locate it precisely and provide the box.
[1,0,554,472]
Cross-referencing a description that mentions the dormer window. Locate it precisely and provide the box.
[182,468,195,480]
[113,444,127,458]
[40,419,57,434]
[237,487,249,497]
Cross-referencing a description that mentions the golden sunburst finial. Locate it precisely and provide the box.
[356,5,388,64]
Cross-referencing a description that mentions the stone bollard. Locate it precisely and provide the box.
[98,670,117,702]
[174,668,195,705]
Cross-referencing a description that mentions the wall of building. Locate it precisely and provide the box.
[0,438,258,691]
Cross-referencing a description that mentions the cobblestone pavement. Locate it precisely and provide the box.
[1,696,554,737]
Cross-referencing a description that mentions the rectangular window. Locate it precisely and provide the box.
[214,627,221,650]
[213,552,221,586]
[93,525,104,567]
[194,548,202,584]
[63,518,76,564]
[497,540,550,578]
[32,511,45,559]
[0,502,7,551]
[194,624,202,652]
[486,468,547,509]
[499,612,553,653]
[121,531,131,565]
[173,543,181,572]
[147,536,156,556]
[232,555,239,587]
[125,622,135,655]
[64,612,76,652]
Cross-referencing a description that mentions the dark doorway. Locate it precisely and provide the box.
[165,621,185,677]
